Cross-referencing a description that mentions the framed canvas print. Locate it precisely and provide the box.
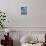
[21,6,27,15]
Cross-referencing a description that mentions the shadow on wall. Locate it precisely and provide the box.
[13,40,21,46]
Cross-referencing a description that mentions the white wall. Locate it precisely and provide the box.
[31,0,46,27]
[0,1,46,46]
[0,0,46,27]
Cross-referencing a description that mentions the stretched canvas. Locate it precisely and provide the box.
[21,6,27,15]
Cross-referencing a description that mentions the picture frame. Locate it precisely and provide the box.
[21,6,27,15]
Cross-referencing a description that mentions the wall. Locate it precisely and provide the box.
[0,0,46,27]
[0,0,46,46]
